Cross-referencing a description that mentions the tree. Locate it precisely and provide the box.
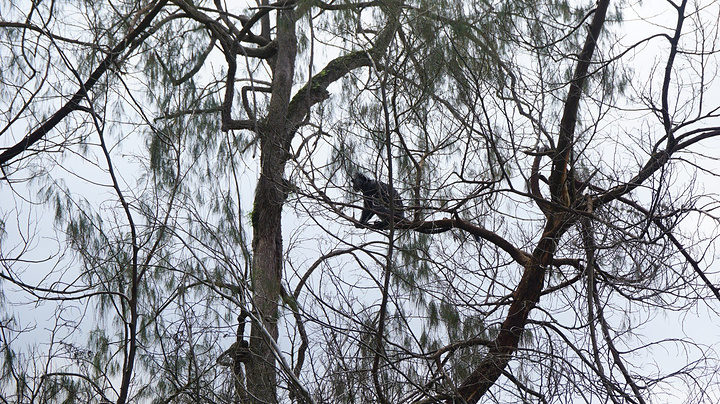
[2,0,720,403]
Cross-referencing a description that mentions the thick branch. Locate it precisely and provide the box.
[285,5,398,136]
[661,0,687,142]
[286,50,374,127]
[596,149,670,206]
[548,0,610,204]
[597,128,720,207]
[450,2,611,402]
[355,217,533,267]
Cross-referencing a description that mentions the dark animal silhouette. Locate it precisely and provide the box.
[352,173,405,229]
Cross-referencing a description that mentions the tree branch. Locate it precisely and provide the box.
[450,2,611,402]
[0,0,170,168]
[549,0,610,206]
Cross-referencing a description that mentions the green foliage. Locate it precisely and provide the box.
[5,0,715,402]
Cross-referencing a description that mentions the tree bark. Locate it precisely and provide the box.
[241,2,401,401]
[452,1,610,401]
[245,6,297,404]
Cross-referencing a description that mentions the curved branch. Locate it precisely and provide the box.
[0,21,100,48]
[528,147,553,216]
[285,2,397,135]
[286,51,372,130]
[593,130,720,209]
[392,218,533,267]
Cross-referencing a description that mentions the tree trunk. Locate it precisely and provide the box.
[454,220,567,402]
[245,7,297,404]
[452,1,610,401]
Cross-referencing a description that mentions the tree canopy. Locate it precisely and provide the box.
[2,0,720,403]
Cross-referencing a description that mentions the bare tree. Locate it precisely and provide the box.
[2,0,720,403]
